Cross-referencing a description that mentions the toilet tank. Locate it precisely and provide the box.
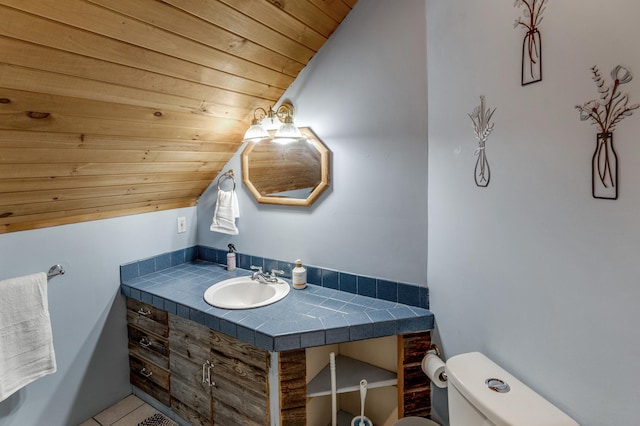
[445,352,579,426]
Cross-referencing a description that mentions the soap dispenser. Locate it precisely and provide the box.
[227,244,236,271]
[292,259,307,290]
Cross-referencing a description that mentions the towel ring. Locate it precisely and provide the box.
[216,169,236,191]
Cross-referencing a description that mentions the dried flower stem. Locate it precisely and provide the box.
[514,0,547,80]
[576,65,639,134]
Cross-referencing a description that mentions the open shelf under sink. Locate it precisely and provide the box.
[307,354,397,398]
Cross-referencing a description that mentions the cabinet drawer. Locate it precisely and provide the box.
[129,354,170,406]
[127,324,169,369]
[126,298,168,337]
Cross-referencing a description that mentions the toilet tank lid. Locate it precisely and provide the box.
[445,352,579,426]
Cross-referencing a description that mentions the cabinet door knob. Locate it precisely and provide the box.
[140,368,153,378]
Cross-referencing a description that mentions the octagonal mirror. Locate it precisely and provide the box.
[241,127,330,206]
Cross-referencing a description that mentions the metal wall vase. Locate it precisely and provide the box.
[468,95,496,188]
[576,65,638,201]
[474,143,490,187]
[522,29,542,85]
[592,132,617,199]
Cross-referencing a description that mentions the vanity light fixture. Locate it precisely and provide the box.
[242,101,304,144]
[242,109,270,143]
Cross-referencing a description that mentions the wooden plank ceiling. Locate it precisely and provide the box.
[0,0,356,233]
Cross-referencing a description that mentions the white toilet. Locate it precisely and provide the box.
[397,352,578,426]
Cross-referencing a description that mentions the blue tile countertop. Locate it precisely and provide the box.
[121,260,434,352]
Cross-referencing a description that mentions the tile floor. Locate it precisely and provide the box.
[78,394,177,426]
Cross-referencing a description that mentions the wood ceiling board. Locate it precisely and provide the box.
[0,63,260,118]
[0,131,239,154]
[0,146,233,164]
[0,181,209,207]
[0,0,357,233]
[0,88,250,125]
[162,0,316,63]
[0,173,216,193]
[307,0,353,23]
[1,0,295,89]
[219,0,328,52]
[0,114,245,143]
[0,8,283,100]
[0,161,227,179]
[0,200,197,233]
[269,0,340,38]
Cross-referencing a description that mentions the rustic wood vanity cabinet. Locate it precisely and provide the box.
[125,297,432,424]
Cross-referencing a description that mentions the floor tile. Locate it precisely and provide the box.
[78,419,101,426]
[111,404,165,426]
[94,394,145,425]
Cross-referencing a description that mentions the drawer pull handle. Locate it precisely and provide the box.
[139,337,151,348]
[202,360,215,387]
[137,308,151,316]
[140,368,153,378]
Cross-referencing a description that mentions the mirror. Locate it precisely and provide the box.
[241,127,330,206]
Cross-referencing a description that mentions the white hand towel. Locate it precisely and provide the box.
[210,189,240,235]
[0,272,57,402]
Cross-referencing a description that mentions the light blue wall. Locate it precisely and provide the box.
[198,0,429,285]
[0,207,197,426]
[428,0,640,425]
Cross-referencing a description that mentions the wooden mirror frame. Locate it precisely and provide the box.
[241,127,330,206]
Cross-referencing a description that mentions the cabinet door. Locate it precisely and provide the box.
[209,330,270,426]
[169,314,213,426]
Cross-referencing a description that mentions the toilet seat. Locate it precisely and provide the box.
[394,417,439,426]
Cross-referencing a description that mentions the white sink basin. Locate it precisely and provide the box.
[203,276,291,309]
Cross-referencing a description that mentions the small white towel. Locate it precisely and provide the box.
[0,272,57,402]
[210,189,240,235]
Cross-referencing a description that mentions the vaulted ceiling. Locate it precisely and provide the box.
[0,0,356,233]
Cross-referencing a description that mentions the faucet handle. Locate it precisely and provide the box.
[250,265,263,272]
[270,269,284,277]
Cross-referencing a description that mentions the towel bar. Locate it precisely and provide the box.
[47,264,65,280]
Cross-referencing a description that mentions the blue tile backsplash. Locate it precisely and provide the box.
[121,245,429,309]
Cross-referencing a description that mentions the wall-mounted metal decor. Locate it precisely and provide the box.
[468,96,496,187]
[575,65,639,200]
[513,0,547,86]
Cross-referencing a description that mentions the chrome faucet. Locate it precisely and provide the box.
[250,266,284,283]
